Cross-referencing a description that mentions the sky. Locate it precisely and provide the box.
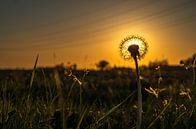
[0,0,196,69]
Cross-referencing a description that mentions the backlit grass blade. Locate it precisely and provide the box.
[76,106,88,129]
[30,54,39,89]
[96,92,135,124]
[147,99,172,129]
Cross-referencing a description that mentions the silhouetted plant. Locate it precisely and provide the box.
[180,53,196,85]
[120,35,148,129]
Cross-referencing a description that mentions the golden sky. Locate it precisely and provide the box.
[0,0,196,69]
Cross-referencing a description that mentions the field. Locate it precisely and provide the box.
[0,64,195,129]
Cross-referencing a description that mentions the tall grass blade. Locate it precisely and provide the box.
[147,99,172,129]
[67,81,76,99]
[172,112,186,128]
[96,92,135,124]
[30,54,39,89]
[76,106,88,129]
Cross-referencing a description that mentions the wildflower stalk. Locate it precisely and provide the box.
[133,56,142,129]
[128,44,142,129]
[120,35,148,129]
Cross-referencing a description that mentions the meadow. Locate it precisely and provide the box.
[0,63,195,129]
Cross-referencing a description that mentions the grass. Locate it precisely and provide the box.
[0,64,196,129]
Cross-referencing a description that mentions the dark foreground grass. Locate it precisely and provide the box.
[0,67,195,129]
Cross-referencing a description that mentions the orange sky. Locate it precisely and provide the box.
[0,0,196,69]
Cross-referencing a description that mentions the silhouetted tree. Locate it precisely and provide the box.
[96,60,109,71]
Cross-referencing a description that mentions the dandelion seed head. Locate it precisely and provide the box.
[119,35,148,60]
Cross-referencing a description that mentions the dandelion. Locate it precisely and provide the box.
[119,35,148,129]
[119,35,148,60]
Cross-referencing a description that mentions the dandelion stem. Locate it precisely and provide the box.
[134,56,142,129]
